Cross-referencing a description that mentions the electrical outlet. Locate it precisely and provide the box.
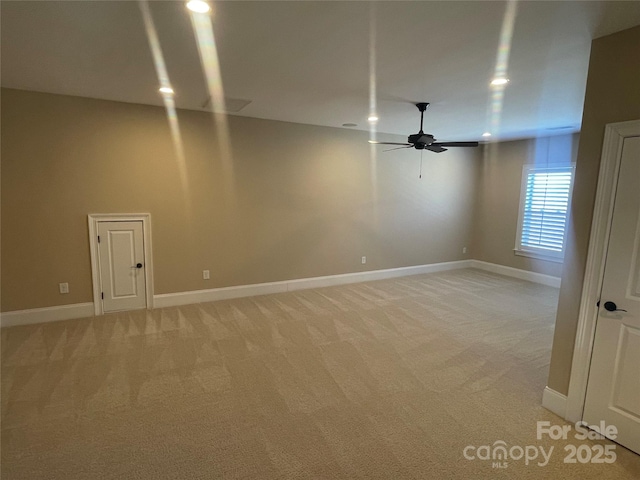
[59,282,69,294]
[462,247,467,254]
[203,270,210,280]
[361,256,367,264]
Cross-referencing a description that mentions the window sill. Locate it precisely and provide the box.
[514,249,564,264]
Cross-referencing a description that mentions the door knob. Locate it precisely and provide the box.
[132,263,143,269]
[603,301,626,313]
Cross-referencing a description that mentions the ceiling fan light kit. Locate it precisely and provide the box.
[369,102,479,153]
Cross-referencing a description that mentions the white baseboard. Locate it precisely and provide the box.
[0,302,94,328]
[154,260,473,308]
[470,260,561,288]
[286,260,472,291]
[153,280,289,308]
[2,259,559,327]
[542,386,568,418]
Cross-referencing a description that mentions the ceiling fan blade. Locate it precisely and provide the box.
[383,146,414,152]
[368,141,412,146]
[425,144,448,153]
[432,141,479,147]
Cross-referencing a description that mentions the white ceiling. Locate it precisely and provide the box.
[3,1,640,142]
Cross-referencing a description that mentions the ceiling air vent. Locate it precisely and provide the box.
[546,126,574,131]
[201,95,251,113]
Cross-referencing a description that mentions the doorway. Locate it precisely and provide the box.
[566,120,640,454]
[88,214,154,315]
[583,135,640,453]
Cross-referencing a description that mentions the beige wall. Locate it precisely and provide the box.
[547,25,640,395]
[1,88,479,312]
[472,134,579,278]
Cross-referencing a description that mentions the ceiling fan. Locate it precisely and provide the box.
[368,103,479,153]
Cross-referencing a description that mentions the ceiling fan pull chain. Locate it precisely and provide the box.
[419,150,424,178]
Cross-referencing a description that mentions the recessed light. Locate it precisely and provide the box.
[482,132,492,137]
[342,123,358,128]
[490,77,509,86]
[159,87,174,95]
[367,115,379,123]
[186,1,211,13]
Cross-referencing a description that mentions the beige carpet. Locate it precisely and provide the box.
[2,268,639,479]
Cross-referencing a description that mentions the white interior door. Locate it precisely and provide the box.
[98,221,147,313]
[583,136,640,454]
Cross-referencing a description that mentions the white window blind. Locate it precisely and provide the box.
[516,165,575,260]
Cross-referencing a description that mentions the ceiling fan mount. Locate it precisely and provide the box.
[369,102,479,153]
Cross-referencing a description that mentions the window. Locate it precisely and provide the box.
[515,165,575,261]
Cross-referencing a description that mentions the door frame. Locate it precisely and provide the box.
[88,213,155,315]
[565,119,640,422]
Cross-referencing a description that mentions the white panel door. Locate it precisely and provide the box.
[584,136,640,454]
[98,221,147,313]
